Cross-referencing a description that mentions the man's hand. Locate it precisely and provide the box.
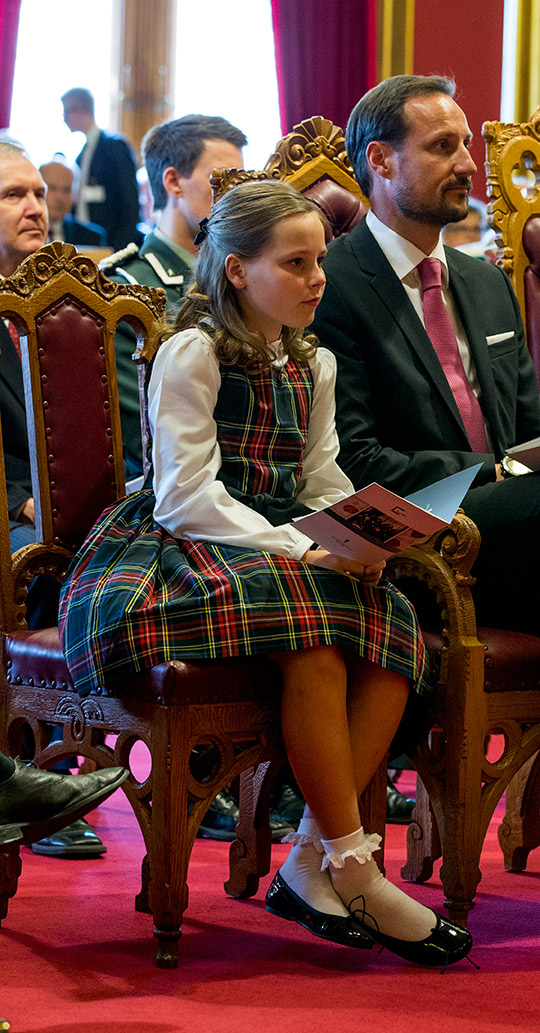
[302,548,385,586]
[19,497,35,524]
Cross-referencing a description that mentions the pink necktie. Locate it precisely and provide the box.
[417,257,487,452]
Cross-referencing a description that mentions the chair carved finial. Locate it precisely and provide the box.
[265,116,353,179]
[264,116,366,201]
[210,167,273,206]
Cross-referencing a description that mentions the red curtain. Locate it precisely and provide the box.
[271,0,376,135]
[0,0,22,129]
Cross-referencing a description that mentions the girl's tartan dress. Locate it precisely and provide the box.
[59,331,427,702]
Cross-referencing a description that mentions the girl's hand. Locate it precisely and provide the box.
[302,548,385,585]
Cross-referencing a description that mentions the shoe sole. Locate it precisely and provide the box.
[30,843,107,858]
[198,824,295,843]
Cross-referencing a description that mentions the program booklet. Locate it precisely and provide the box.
[292,464,482,565]
[506,436,540,471]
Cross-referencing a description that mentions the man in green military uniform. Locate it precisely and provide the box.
[101,114,247,478]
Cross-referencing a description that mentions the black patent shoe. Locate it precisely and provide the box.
[348,895,474,968]
[265,872,373,949]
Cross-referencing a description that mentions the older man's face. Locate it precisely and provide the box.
[0,154,48,276]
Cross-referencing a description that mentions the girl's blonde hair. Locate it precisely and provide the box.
[158,178,327,368]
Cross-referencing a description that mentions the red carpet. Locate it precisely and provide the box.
[1,767,539,1033]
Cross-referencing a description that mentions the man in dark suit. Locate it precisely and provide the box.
[61,88,140,251]
[0,141,107,857]
[313,74,540,635]
[39,159,107,246]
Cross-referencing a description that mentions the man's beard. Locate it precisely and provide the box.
[395,179,472,227]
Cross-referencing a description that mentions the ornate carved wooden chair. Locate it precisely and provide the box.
[0,242,386,961]
[483,107,540,376]
[0,243,288,965]
[212,117,540,925]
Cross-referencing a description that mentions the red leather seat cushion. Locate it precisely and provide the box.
[5,627,282,705]
[422,626,540,692]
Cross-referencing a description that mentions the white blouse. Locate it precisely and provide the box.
[148,327,354,560]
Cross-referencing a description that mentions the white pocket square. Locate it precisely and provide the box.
[486,332,515,345]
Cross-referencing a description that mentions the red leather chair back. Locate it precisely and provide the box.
[303,176,367,241]
[36,296,120,547]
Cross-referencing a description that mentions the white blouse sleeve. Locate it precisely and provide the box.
[148,329,315,559]
[148,333,354,559]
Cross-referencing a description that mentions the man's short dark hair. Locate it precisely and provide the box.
[142,114,248,210]
[345,75,456,197]
[60,87,95,115]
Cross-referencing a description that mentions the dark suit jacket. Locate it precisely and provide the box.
[314,218,540,497]
[76,131,140,251]
[0,321,32,529]
[62,214,107,246]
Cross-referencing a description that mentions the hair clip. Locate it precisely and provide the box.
[193,216,210,246]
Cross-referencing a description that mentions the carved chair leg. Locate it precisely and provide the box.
[0,828,23,924]
[135,853,152,914]
[358,757,387,873]
[499,752,540,871]
[225,759,281,899]
[438,736,484,928]
[401,774,440,884]
[144,724,192,969]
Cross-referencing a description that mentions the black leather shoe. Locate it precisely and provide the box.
[265,871,373,949]
[348,896,473,967]
[31,818,106,857]
[0,760,128,845]
[197,789,294,842]
[270,783,305,828]
[386,780,415,823]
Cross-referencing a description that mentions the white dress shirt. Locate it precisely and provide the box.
[148,328,354,559]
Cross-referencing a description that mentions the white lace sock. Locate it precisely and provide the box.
[278,814,350,917]
[322,828,436,941]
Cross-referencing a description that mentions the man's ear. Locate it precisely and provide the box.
[224,253,246,288]
[366,141,394,182]
[162,166,184,198]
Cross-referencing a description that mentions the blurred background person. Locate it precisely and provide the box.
[442,196,496,260]
[39,156,107,245]
[61,87,140,251]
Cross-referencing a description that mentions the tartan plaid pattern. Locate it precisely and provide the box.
[215,362,310,498]
[59,360,427,699]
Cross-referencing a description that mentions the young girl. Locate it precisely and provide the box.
[59,179,472,968]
